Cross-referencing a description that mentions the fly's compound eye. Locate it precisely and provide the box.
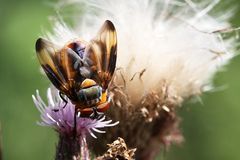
[77,85,103,105]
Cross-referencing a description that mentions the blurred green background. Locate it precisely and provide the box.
[0,0,239,159]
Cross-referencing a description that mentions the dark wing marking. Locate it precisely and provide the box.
[85,20,117,90]
[35,38,84,97]
[35,38,69,92]
[59,47,85,89]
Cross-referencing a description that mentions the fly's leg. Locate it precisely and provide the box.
[59,92,68,108]
[90,106,104,119]
[52,92,68,112]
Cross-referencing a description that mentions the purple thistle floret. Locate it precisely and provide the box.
[32,88,119,138]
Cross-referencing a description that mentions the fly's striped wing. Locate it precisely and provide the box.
[85,20,117,90]
[35,38,84,98]
[35,38,68,92]
[59,47,85,90]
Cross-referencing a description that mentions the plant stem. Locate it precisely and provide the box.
[80,135,90,160]
[55,134,80,160]
[55,134,90,160]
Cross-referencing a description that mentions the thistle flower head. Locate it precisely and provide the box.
[50,0,237,108]
[32,88,119,138]
[37,0,238,159]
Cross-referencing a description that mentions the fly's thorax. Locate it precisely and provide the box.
[66,39,88,59]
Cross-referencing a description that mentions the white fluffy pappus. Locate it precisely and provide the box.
[47,0,237,104]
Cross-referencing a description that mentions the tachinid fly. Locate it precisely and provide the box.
[35,20,117,118]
